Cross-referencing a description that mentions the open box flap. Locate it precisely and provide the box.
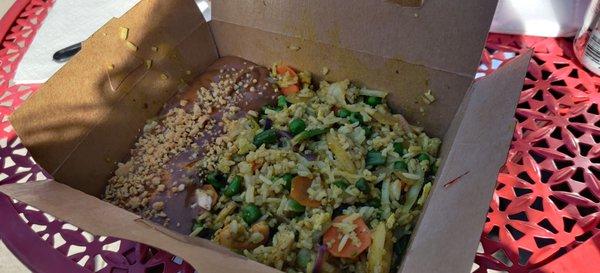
[0,181,281,273]
[9,0,218,196]
[212,0,499,77]
[399,51,532,273]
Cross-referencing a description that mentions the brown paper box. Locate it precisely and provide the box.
[2,0,531,272]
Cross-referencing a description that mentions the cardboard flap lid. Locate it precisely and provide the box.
[399,51,532,273]
[0,181,281,273]
[212,0,499,77]
[9,0,218,187]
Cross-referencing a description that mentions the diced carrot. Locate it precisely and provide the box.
[276,65,298,77]
[276,65,300,95]
[281,84,300,95]
[290,176,321,208]
[252,161,262,172]
[323,215,372,258]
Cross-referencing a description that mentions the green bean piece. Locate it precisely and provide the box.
[365,150,386,167]
[355,178,370,193]
[348,112,363,124]
[223,175,243,197]
[281,173,295,190]
[394,161,408,172]
[292,128,327,144]
[336,108,351,118]
[333,179,349,190]
[253,129,278,147]
[206,171,225,190]
[393,142,405,155]
[287,199,306,213]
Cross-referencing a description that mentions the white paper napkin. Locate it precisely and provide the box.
[13,0,211,84]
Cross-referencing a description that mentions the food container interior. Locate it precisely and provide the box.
[1,0,532,272]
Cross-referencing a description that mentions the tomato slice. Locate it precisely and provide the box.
[323,215,372,258]
[290,176,321,208]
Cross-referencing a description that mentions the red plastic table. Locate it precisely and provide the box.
[1,1,599,273]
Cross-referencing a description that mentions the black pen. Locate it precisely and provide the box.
[52,42,82,62]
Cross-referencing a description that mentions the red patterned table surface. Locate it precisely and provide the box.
[1,1,599,273]
[475,35,600,273]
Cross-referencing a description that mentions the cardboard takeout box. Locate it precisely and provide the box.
[1,0,531,272]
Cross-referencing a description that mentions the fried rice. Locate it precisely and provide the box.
[189,64,441,273]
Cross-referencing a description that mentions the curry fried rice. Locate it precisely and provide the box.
[192,64,440,273]
[106,59,441,273]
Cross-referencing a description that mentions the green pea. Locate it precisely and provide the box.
[355,178,370,193]
[333,179,349,190]
[418,153,431,163]
[289,118,307,135]
[241,204,262,224]
[292,128,327,144]
[281,173,295,190]
[336,108,351,118]
[365,96,382,107]
[206,171,225,190]
[348,112,363,124]
[365,150,386,167]
[393,142,405,155]
[366,198,381,208]
[394,160,408,172]
[277,95,288,109]
[287,199,306,213]
[223,175,243,197]
[253,129,278,147]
